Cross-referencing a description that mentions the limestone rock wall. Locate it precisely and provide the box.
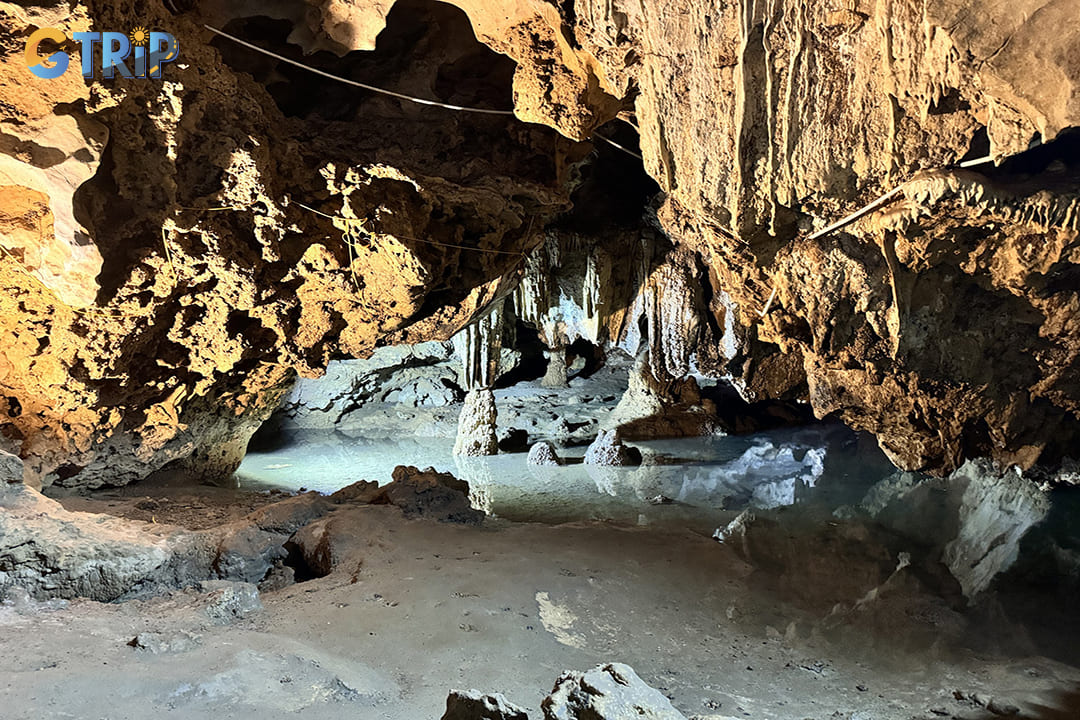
[3,0,1080,484]
[0,0,577,488]
[430,0,1080,474]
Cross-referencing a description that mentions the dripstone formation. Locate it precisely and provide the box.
[2,0,1080,486]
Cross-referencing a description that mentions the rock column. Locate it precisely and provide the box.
[452,303,504,456]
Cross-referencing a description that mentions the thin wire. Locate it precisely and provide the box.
[295,202,526,257]
[204,25,516,117]
[592,131,643,160]
[206,25,651,170]
[958,155,994,168]
[806,187,904,241]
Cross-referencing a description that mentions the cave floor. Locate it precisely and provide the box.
[4,489,1080,720]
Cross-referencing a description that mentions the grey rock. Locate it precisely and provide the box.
[278,342,459,429]
[542,663,686,720]
[583,430,641,467]
[378,466,485,525]
[128,630,202,654]
[454,389,499,457]
[1053,457,1080,486]
[442,689,530,719]
[864,460,1051,597]
[941,460,1050,597]
[200,580,262,623]
[0,450,23,484]
[527,441,563,467]
[384,373,463,408]
[0,484,214,602]
[213,525,287,585]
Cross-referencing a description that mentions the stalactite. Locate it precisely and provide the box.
[865,170,1080,236]
[452,301,505,390]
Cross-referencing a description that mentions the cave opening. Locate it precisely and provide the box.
[211,0,517,124]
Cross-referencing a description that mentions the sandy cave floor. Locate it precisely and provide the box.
[3,488,1080,720]
[8,369,1080,720]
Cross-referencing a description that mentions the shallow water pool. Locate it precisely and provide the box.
[236,422,897,531]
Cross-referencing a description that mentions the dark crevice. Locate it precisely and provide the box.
[959,126,990,164]
[281,540,325,582]
[213,1,516,123]
[493,321,548,388]
[557,122,659,233]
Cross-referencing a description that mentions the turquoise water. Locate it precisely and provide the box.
[236,423,896,531]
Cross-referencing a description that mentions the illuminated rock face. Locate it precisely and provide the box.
[0,1,576,487]
[2,0,1080,487]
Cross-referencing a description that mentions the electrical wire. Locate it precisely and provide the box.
[204,25,517,116]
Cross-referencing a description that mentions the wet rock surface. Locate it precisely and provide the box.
[527,442,563,467]
[584,430,642,467]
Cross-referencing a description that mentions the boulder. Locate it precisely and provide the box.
[527,441,563,467]
[200,580,263,624]
[442,689,530,720]
[0,483,214,601]
[329,480,382,505]
[213,525,287,585]
[377,466,485,525]
[542,663,686,720]
[583,430,641,467]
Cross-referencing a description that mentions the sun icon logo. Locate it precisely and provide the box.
[129,26,150,46]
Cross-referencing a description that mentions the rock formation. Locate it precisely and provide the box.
[3,0,1080,485]
[583,429,641,467]
[376,465,485,524]
[0,0,575,488]
[527,441,562,467]
[606,351,719,439]
[543,663,687,720]
[438,663,686,720]
[0,450,23,484]
[454,389,499,457]
[441,690,530,720]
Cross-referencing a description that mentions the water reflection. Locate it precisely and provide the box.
[237,422,890,532]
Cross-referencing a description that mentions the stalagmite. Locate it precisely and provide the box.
[452,303,507,457]
[453,389,499,457]
[541,348,570,388]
